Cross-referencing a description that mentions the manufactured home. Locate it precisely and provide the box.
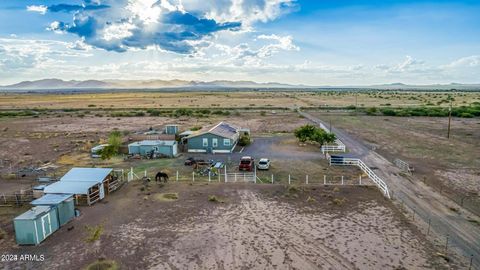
[186,122,248,154]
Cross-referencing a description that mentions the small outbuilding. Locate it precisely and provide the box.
[44,168,115,205]
[31,194,75,226]
[164,124,179,135]
[128,140,178,158]
[14,206,60,245]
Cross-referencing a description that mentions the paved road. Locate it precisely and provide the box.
[299,110,480,268]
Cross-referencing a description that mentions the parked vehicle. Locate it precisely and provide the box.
[239,156,255,171]
[184,157,206,166]
[257,158,270,170]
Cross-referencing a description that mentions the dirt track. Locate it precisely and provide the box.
[299,110,480,268]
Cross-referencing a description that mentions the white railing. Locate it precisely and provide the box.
[321,139,346,154]
[329,157,390,198]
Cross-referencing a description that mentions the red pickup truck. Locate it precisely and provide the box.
[239,156,255,171]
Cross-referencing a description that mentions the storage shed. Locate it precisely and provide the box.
[31,194,75,226]
[128,140,178,158]
[165,124,179,135]
[44,168,114,205]
[14,206,60,245]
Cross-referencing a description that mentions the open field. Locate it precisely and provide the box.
[0,183,451,269]
[1,91,480,110]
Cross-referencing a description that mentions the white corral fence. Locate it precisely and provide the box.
[321,139,346,154]
[329,156,391,198]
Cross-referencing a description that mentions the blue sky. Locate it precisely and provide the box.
[0,0,479,85]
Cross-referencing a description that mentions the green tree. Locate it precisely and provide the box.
[294,124,336,146]
[294,124,317,143]
[99,131,122,160]
[312,130,336,147]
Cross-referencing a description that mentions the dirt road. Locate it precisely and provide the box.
[299,110,480,268]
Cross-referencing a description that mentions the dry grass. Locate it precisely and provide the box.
[85,224,104,243]
[1,91,478,110]
[155,193,179,202]
[84,259,119,270]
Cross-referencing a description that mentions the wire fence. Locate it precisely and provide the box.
[391,192,479,269]
[421,176,480,217]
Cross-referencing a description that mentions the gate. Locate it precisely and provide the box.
[224,172,256,183]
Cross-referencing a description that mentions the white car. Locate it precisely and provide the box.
[257,158,270,170]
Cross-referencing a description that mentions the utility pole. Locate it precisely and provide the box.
[329,119,332,133]
[447,99,452,139]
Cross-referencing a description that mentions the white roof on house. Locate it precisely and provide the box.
[60,168,112,183]
[128,140,176,147]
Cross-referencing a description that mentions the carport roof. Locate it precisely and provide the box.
[44,180,99,195]
[60,168,112,183]
[31,193,73,206]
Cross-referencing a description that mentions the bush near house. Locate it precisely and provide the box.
[238,134,251,146]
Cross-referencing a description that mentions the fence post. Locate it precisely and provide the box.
[341,176,344,185]
[224,165,227,183]
[192,172,195,182]
[176,171,178,182]
[324,175,326,185]
[271,174,274,184]
[288,175,291,185]
[144,170,147,177]
[218,172,220,182]
[306,175,309,185]
[209,172,211,182]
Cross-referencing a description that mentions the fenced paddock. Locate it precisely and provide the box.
[126,167,374,188]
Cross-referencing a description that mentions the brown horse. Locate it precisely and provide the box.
[155,172,169,183]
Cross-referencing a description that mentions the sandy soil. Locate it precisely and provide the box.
[0,183,446,270]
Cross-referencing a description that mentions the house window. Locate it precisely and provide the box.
[224,139,230,146]
[212,138,218,148]
[203,138,208,147]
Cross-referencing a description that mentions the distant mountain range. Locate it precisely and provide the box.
[1,79,479,91]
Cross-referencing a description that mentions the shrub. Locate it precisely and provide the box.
[85,224,104,243]
[365,107,377,115]
[208,195,224,203]
[238,135,251,146]
[380,108,397,116]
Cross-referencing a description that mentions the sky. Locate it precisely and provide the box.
[0,0,479,86]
